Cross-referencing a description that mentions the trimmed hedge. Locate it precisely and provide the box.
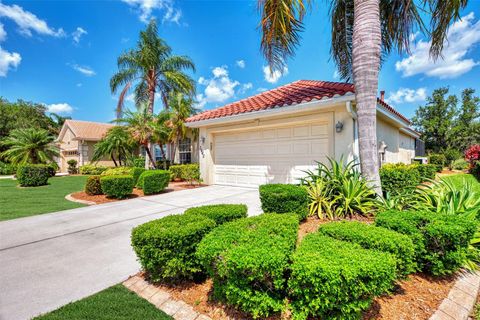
[101,167,133,176]
[319,221,416,277]
[380,163,420,195]
[184,204,248,225]
[100,175,134,199]
[132,214,216,282]
[0,161,17,175]
[46,163,57,177]
[429,153,446,172]
[169,164,200,183]
[131,167,146,185]
[288,234,396,320]
[414,164,437,180]
[16,164,50,187]
[375,210,477,275]
[79,165,109,175]
[85,175,103,195]
[137,170,170,195]
[196,213,299,318]
[259,184,309,220]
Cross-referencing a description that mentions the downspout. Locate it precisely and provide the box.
[346,101,360,165]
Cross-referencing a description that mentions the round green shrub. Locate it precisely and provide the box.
[428,153,446,171]
[79,165,109,175]
[380,163,421,196]
[46,163,57,177]
[137,170,170,195]
[184,204,248,225]
[100,175,134,199]
[85,175,103,195]
[452,158,468,170]
[131,213,216,282]
[101,166,133,176]
[67,159,78,174]
[131,167,146,185]
[16,164,50,187]
[259,184,309,220]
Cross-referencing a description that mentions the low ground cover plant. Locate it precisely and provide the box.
[319,221,416,277]
[375,210,477,275]
[100,175,134,199]
[259,184,308,220]
[196,213,299,318]
[79,165,109,175]
[132,213,216,282]
[288,233,396,320]
[85,175,103,195]
[138,170,170,195]
[184,204,247,225]
[16,164,50,187]
[169,164,200,184]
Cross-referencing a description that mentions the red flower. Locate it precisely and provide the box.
[465,145,480,164]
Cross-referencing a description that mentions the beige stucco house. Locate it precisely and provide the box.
[186,80,420,187]
[56,120,116,172]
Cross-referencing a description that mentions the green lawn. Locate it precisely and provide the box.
[34,285,172,320]
[0,175,88,221]
[441,173,480,195]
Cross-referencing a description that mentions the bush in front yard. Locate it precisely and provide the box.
[67,159,78,174]
[428,153,447,172]
[288,234,396,320]
[79,164,109,175]
[16,164,50,187]
[414,164,438,180]
[196,213,299,318]
[85,175,103,195]
[184,204,248,225]
[169,164,200,183]
[380,163,421,196]
[137,170,170,195]
[375,210,477,275]
[132,214,216,282]
[319,221,416,277]
[259,184,309,220]
[100,175,134,199]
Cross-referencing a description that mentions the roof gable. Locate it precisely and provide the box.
[58,120,115,142]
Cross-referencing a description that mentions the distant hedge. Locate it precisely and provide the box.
[17,164,50,187]
[79,165,109,175]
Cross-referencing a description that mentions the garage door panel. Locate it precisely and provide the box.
[214,119,333,187]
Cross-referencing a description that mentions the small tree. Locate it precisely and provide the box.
[67,159,78,174]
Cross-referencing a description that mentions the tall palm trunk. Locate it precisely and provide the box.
[111,154,118,167]
[145,72,156,170]
[352,0,382,195]
[144,144,156,169]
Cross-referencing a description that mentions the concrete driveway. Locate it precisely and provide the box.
[0,185,261,320]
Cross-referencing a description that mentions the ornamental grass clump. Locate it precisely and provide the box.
[288,234,396,320]
[196,213,299,319]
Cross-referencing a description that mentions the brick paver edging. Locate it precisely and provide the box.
[123,275,212,320]
[430,271,480,320]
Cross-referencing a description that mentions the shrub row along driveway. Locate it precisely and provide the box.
[0,185,261,320]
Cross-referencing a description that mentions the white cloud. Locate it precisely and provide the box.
[239,82,252,94]
[385,88,427,104]
[71,64,96,76]
[257,87,268,92]
[263,65,288,83]
[333,70,340,80]
[0,23,6,42]
[45,103,73,114]
[121,0,182,24]
[0,3,65,37]
[236,60,245,68]
[72,27,87,44]
[0,46,21,77]
[195,66,241,108]
[396,12,480,79]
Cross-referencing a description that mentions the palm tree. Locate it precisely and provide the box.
[0,128,59,165]
[92,126,136,166]
[151,110,172,168]
[115,105,156,168]
[167,92,199,163]
[258,0,467,194]
[110,19,196,117]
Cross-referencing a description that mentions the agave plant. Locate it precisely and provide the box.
[305,180,334,219]
[333,172,378,217]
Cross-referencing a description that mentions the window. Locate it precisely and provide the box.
[179,138,191,164]
[63,150,78,156]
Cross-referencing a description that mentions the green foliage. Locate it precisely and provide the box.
[139,170,170,195]
[452,158,469,170]
[0,161,17,175]
[131,167,146,185]
[375,210,477,275]
[131,214,216,282]
[46,163,57,177]
[132,156,145,168]
[92,126,136,166]
[429,153,447,171]
[288,234,396,320]
[414,164,438,180]
[472,161,480,179]
[380,163,421,196]
[16,164,50,187]
[79,165,109,175]
[85,175,103,195]
[301,157,377,218]
[319,221,416,277]
[100,175,134,199]
[196,214,299,319]
[184,204,248,225]
[67,159,78,174]
[101,166,133,176]
[169,164,200,184]
[259,184,309,220]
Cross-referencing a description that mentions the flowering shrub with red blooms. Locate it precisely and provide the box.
[465,145,480,164]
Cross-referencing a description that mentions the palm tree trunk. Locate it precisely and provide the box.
[111,154,118,167]
[352,0,382,195]
[159,144,167,169]
[144,145,156,169]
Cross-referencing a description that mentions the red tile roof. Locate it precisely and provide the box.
[186,80,411,124]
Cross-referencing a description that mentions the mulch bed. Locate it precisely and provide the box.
[140,216,458,320]
[70,181,206,204]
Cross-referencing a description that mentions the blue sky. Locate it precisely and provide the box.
[0,0,479,123]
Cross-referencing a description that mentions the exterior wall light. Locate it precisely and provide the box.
[201,136,206,145]
[335,121,344,133]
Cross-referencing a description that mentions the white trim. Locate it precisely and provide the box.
[186,94,356,128]
[400,127,421,139]
[376,103,411,128]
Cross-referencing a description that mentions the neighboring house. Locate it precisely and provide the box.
[186,80,420,187]
[56,120,115,172]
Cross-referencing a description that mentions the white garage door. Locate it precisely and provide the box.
[214,118,333,187]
